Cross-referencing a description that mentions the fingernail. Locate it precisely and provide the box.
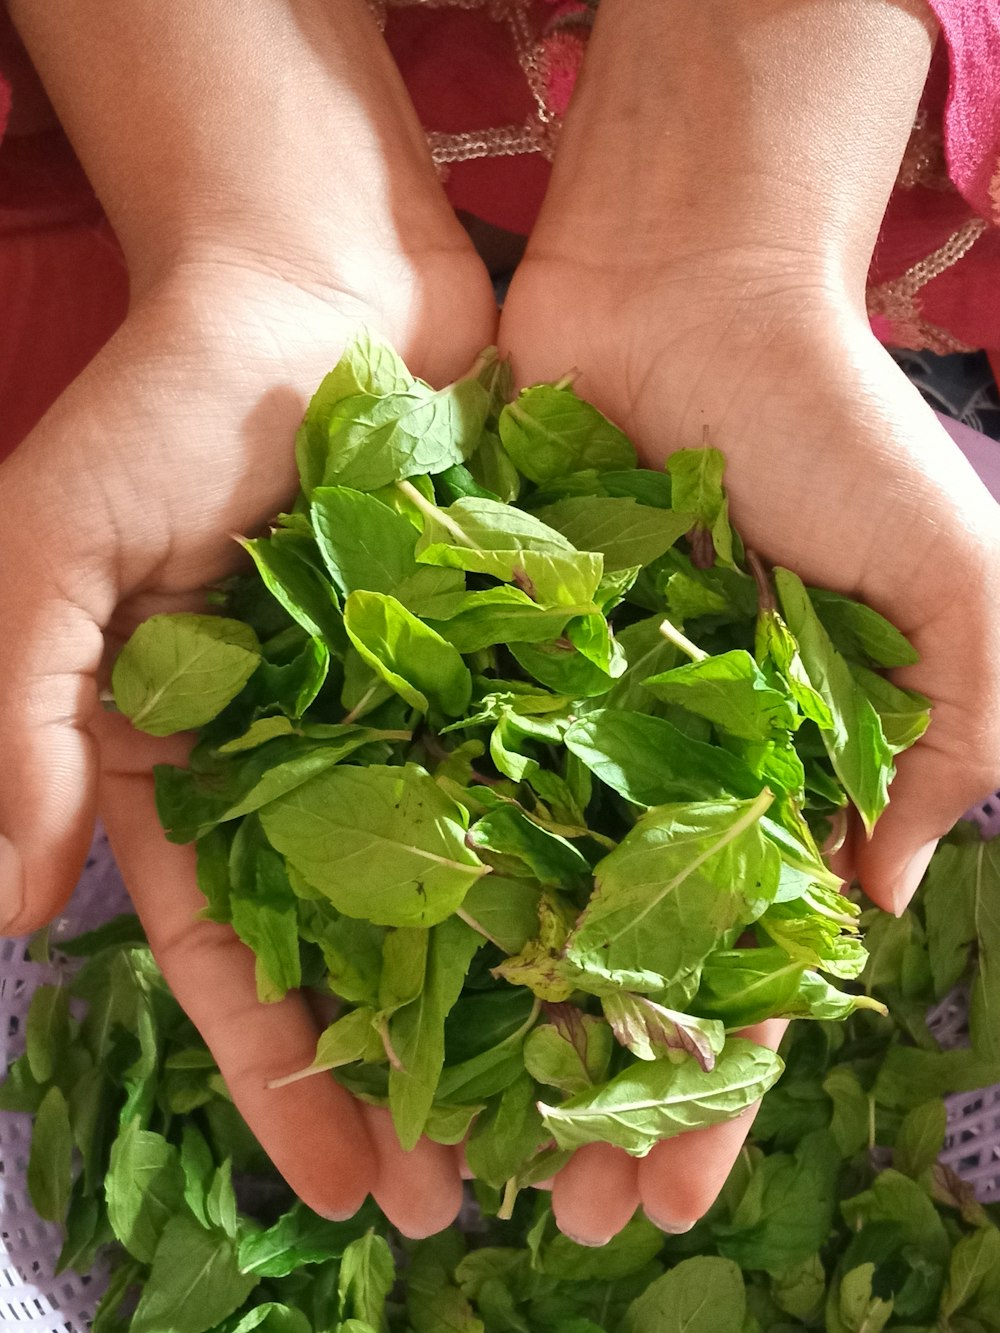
[0,836,24,935]
[561,1230,613,1248]
[889,839,938,917]
[644,1213,696,1235]
[316,1205,360,1223]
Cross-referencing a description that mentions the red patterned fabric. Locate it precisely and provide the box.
[0,0,997,462]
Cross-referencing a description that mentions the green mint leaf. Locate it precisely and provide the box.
[311,485,420,597]
[318,377,489,492]
[466,428,522,504]
[771,1253,826,1321]
[941,1226,1000,1324]
[967,840,1000,1062]
[388,917,482,1149]
[130,1213,258,1333]
[665,447,734,567]
[338,1231,396,1327]
[259,763,485,927]
[826,1262,894,1333]
[756,607,834,730]
[756,894,868,980]
[344,589,472,717]
[452,876,541,955]
[27,1084,73,1224]
[427,586,582,654]
[238,1200,377,1278]
[407,1234,486,1333]
[542,1214,664,1281]
[242,530,346,652]
[565,794,779,993]
[533,496,690,571]
[498,384,635,484]
[643,649,797,743]
[25,982,70,1084]
[564,709,763,807]
[106,1118,186,1262]
[297,902,385,1007]
[622,1255,746,1333]
[893,1098,947,1178]
[155,725,397,843]
[522,1011,613,1096]
[0,1051,46,1112]
[295,331,416,496]
[509,638,618,698]
[416,495,604,608]
[539,1037,783,1154]
[821,1065,870,1157]
[225,1305,312,1333]
[466,804,591,888]
[229,816,301,1002]
[715,1130,841,1275]
[922,839,981,997]
[465,1071,546,1189]
[775,567,894,834]
[698,949,884,1027]
[849,664,930,754]
[297,1006,380,1078]
[113,614,261,736]
[180,1123,215,1228]
[807,586,920,667]
[56,1187,110,1279]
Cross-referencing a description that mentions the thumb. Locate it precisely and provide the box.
[854,695,1000,917]
[0,471,114,935]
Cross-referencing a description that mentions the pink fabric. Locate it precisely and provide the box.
[927,0,1000,220]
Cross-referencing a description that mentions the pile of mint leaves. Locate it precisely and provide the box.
[3,829,1000,1332]
[97,332,931,1182]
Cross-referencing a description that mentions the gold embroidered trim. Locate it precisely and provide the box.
[427,119,558,165]
[897,110,951,192]
[381,0,563,171]
[990,157,1000,227]
[866,216,987,350]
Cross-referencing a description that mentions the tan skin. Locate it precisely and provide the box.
[3,0,999,1246]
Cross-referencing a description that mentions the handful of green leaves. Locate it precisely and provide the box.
[107,332,930,1194]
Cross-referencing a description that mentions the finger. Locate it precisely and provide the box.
[551,1142,640,1246]
[99,734,375,1221]
[363,1105,465,1239]
[638,1019,787,1231]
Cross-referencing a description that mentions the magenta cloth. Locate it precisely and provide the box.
[928,0,1000,217]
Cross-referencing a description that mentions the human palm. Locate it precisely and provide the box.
[0,251,498,1235]
[500,254,1000,1238]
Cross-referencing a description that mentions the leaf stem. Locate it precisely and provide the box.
[746,549,776,614]
[658,617,708,663]
[395,479,475,547]
[341,684,380,726]
[497,1176,520,1220]
[267,1062,333,1090]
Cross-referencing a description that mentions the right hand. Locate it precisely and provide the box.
[0,241,497,1234]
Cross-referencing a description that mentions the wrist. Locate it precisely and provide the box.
[8,0,468,296]
[530,0,936,298]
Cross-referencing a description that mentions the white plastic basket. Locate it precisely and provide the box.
[0,827,128,1330]
[2,414,998,1332]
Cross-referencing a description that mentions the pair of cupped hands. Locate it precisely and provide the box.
[2,163,1000,1247]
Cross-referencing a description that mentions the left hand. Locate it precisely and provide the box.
[499,245,1000,1243]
